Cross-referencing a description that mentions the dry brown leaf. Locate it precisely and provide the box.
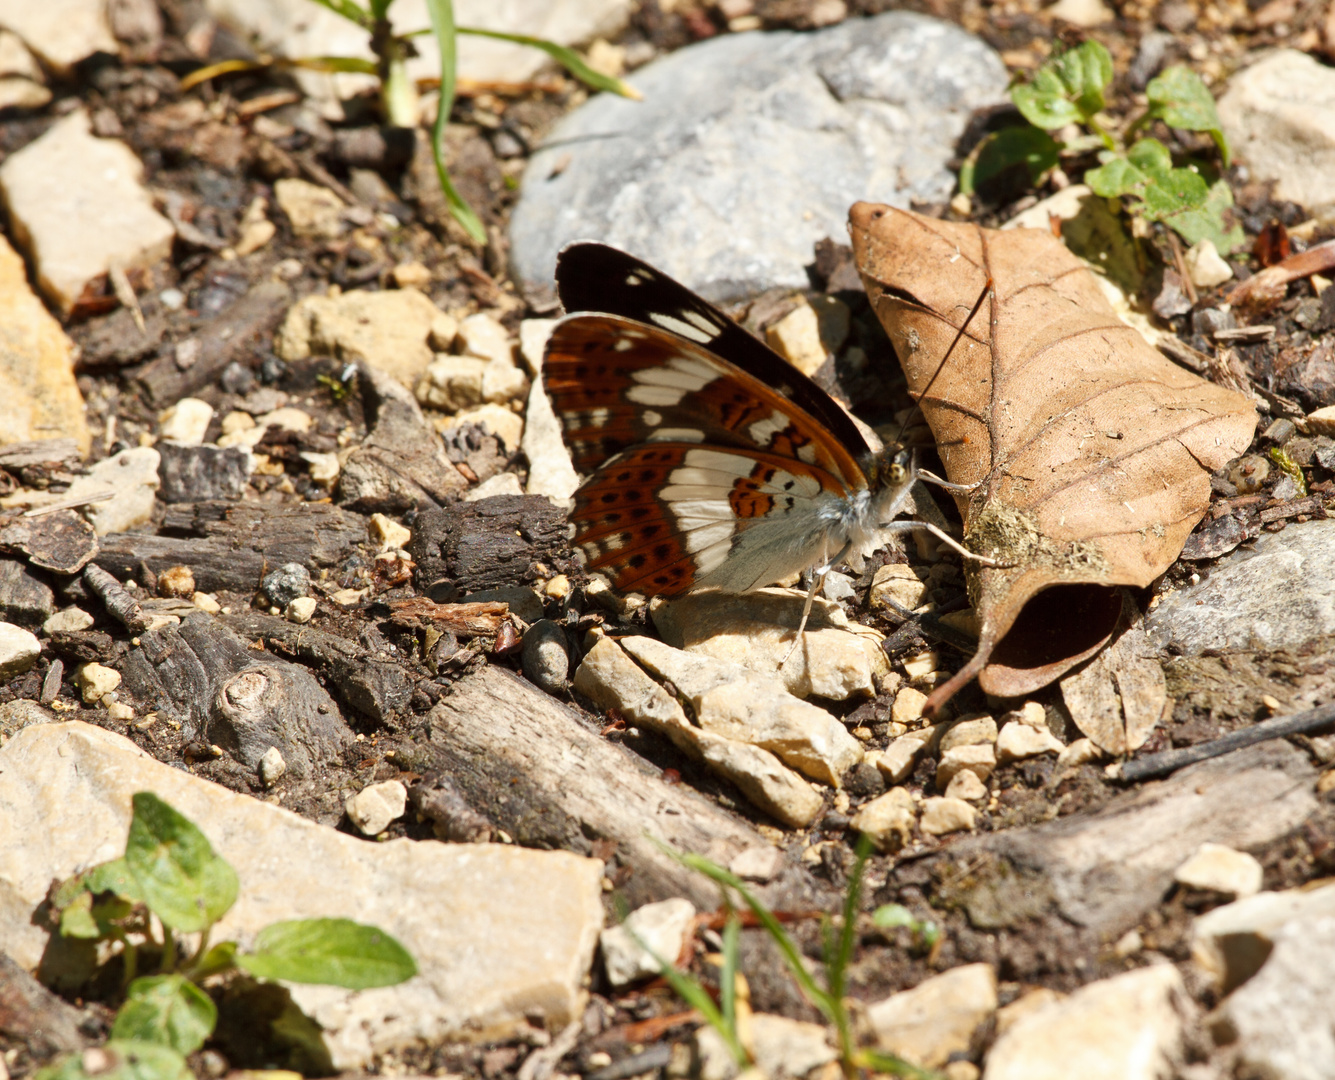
[386,598,508,636]
[849,203,1256,710]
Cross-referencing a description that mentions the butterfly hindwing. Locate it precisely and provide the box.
[554,242,872,460]
[571,442,857,596]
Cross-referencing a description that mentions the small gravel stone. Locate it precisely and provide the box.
[158,398,214,445]
[76,661,120,704]
[600,897,696,988]
[873,733,930,784]
[259,745,287,787]
[345,779,408,836]
[850,787,918,853]
[891,686,929,726]
[192,592,221,614]
[1184,239,1233,288]
[105,700,134,721]
[996,722,1064,763]
[274,177,346,239]
[870,564,930,611]
[261,563,311,607]
[935,744,996,788]
[1174,842,1264,899]
[0,622,40,678]
[521,619,570,694]
[156,565,195,598]
[919,796,976,836]
[368,513,412,552]
[285,597,317,624]
[939,715,997,751]
[728,845,784,883]
[456,312,514,366]
[42,608,93,635]
[944,770,988,802]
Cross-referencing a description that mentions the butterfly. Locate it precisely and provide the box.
[541,242,990,613]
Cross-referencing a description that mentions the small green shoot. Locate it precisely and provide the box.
[183,0,640,245]
[962,40,1240,253]
[1268,446,1307,497]
[660,835,943,1080]
[39,792,416,1080]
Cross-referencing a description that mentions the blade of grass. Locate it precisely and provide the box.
[179,58,268,91]
[678,853,835,1019]
[720,908,740,1036]
[305,0,374,29]
[455,26,641,99]
[422,0,487,244]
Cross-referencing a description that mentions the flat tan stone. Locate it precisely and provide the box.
[652,588,888,701]
[868,963,997,1069]
[984,965,1186,1080]
[0,722,603,1068]
[276,288,456,389]
[920,796,976,836]
[1191,882,1335,991]
[0,234,88,454]
[1173,842,1263,899]
[0,110,174,315]
[0,0,117,75]
[573,637,822,827]
[622,635,862,785]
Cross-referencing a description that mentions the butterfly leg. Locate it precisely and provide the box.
[780,539,854,664]
[882,520,1001,566]
[918,468,983,494]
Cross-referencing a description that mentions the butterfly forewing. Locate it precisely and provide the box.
[543,314,866,486]
[555,242,873,460]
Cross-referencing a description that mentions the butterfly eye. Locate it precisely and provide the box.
[888,463,906,483]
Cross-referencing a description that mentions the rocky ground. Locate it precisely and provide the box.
[1,1,1334,1080]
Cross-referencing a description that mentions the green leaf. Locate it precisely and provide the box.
[304,0,373,29]
[288,55,380,75]
[960,126,1060,195]
[1012,40,1112,129]
[236,918,417,989]
[422,0,487,244]
[34,1041,192,1080]
[85,859,144,902]
[60,893,101,940]
[854,1047,942,1079]
[1147,64,1230,166]
[1161,177,1246,254]
[189,941,239,980]
[456,26,641,99]
[871,904,919,931]
[111,976,217,1056]
[124,793,238,934]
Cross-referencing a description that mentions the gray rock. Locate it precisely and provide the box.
[1210,914,1335,1079]
[1146,520,1335,656]
[156,442,251,503]
[522,619,570,693]
[0,558,54,627]
[509,12,1007,305]
[0,698,55,738]
[261,562,311,607]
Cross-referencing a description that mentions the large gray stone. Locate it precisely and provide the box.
[0,722,603,1069]
[1210,914,1335,1080]
[509,12,1007,305]
[1146,520,1335,656]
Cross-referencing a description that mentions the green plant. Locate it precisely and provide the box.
[184,0,638,245]
[649,836,942,1080]
[961,40,1243,254]
[40,792,416,1080]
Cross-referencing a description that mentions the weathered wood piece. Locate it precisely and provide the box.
[83,564,147,632]
[134,281,291,407]
[95,501,366,594]
[221,611,415,726]
[424,664,769,907]
[410,495,569,597]
[337,364,467,512]
[0,951,88,1058]
[0,510,97,574]
[934,742,1317,938]
[156,442,250,503]
[119,613,353,776]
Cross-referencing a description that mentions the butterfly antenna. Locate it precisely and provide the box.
[891,276,994,446]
